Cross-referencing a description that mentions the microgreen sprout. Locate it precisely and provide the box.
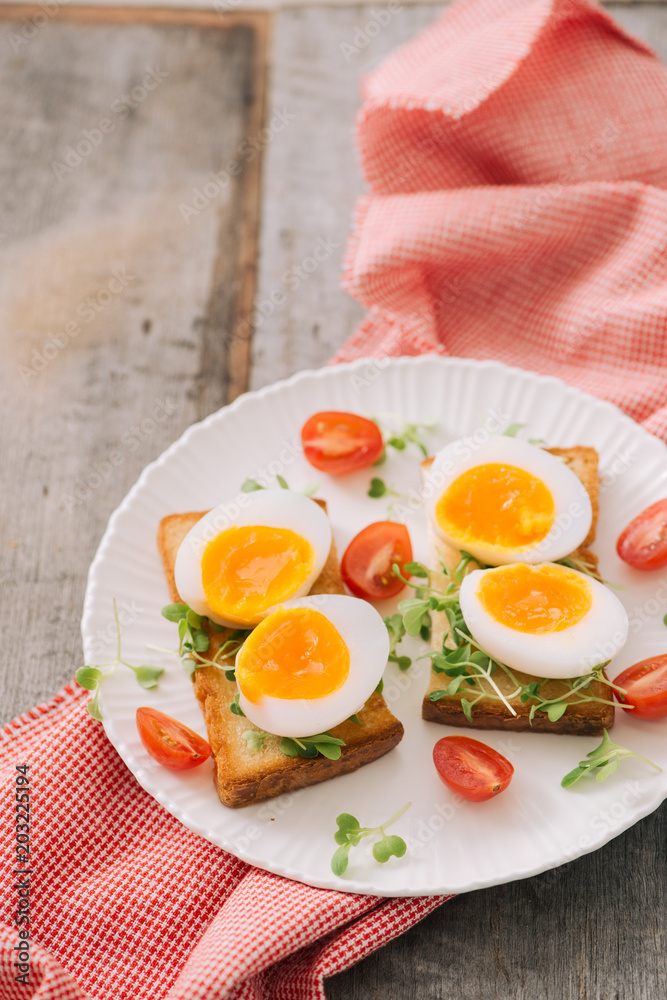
[75,598,164,721]
[371,415,437,464]
[384,613,412,670]
[331,802,411,876]
[240,722,352,759]
[241,476,320,496]
[561,730,662,788]
[502,422,546,445]
[156,603,249,678]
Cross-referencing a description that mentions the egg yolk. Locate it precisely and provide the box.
[477,563,592,634]
[201,525,315,623]
[435,463,555,551]
[235,606,350,702]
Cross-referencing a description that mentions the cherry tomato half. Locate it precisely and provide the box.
[617,500,667,570]
[433,735,514,802]
[613,655,667,719]
[341,521,413,601]
[301,411,384,475]
[136,707,212,770]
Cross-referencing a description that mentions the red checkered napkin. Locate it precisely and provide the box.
[4,0,667,997]
[1,687,445,1000]
[338,0,667,441]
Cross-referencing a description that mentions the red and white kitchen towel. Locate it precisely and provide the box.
[337,0,667,443]
[3,1,667,998]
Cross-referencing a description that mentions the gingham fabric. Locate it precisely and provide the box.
[1,685,447,1000]
[3,1,667,997]
[337,0,667,440]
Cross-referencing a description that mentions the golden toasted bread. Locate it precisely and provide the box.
[420,446,615,735]
[157,502,404,807]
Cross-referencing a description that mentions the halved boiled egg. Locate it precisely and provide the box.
[235,594,389,737]
[424,436,592,565]
[459,562,629,679]
[174,489,332,628]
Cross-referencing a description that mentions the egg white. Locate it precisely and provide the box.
[423,436,593,566]
[236,594,390,738]
[459,564,629,679]
[174,489,332,627]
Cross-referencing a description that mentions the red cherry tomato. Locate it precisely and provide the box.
[433,735,514,802]
[341,521,413,601]
[301,411,384,475]
[136,707,212,770]
[617,500,667,570]
[613,655,667,719]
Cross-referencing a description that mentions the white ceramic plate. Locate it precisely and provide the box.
[83,356,667,897]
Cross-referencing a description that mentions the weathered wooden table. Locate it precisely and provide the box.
[1,2,666,996]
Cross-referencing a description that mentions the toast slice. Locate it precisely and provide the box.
[421,447,615,735]
[157,503,404,807]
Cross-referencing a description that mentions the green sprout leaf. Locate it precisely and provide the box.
[87,689,103,721]
[276,474,289,489]
[403,561,429,578]
[561,730,662,788]
[546,702,568,723]
[192,629,210,653]
[161,603,189,622]
[330,803,410,877]
[368,477,387,498]
[132,665,165,690]
[186,608,202,629]
[241,478,265,492]
[399,597,431,637]
[243,730,267,751]
[80,598,166,722]
[331,844,352,876]
[279,737,299,757]
[503,423,525,438]
[75,666,103,691]
[372,834,407,864]
[229,693,246,717]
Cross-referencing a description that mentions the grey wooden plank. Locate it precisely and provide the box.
[0,10,267,722]
[249,5,667,1000]
[249,4,441,390]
